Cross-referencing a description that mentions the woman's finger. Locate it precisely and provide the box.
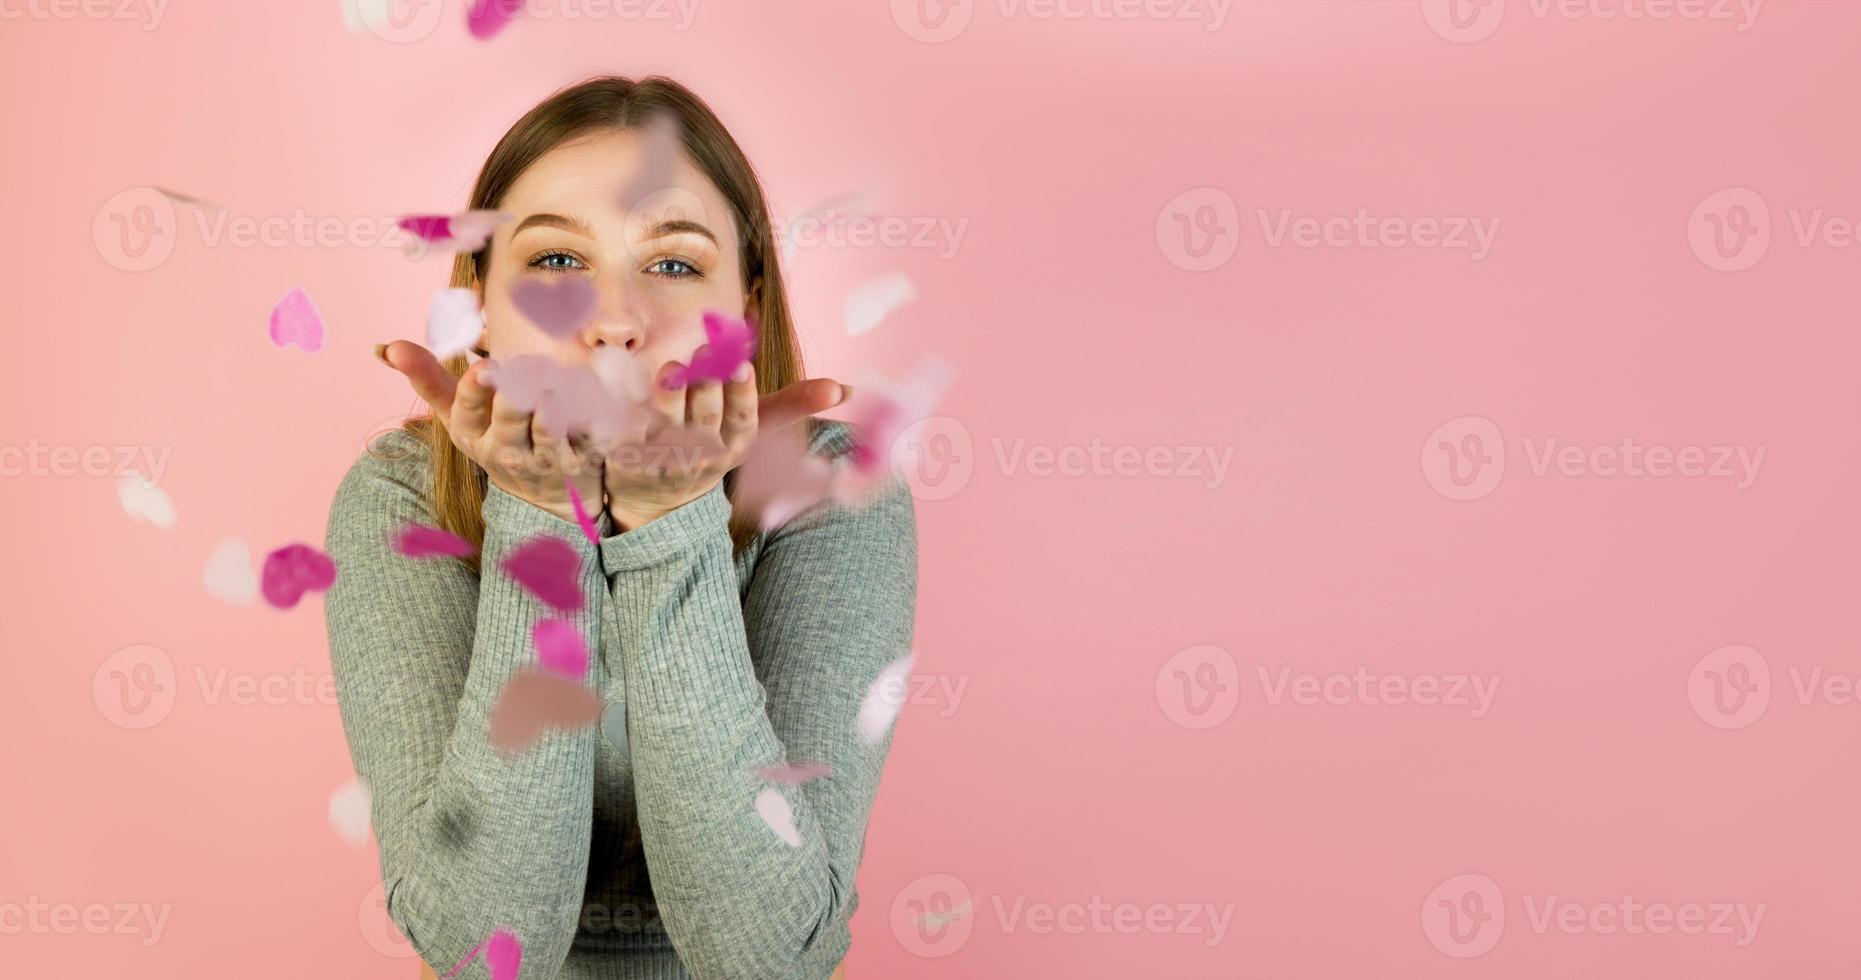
[488,389,534,463]
[381,341,457,418]
[451,359,496,443]
[720,361,758,447]
[685,377,725,435]
[758,378,847,433]
[646,360,687,436]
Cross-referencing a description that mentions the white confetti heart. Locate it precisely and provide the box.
[427,288,485,360]
[755,787,801,847]
[203,538,257,606]
[844,272,916,337]
[601,701,629,758]
[857,653,914,742]
[329,777,372,847]
[117,474,175,529]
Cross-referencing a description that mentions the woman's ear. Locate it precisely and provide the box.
[744,277,763,319]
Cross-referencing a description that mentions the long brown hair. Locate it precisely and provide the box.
[376,75,802,569]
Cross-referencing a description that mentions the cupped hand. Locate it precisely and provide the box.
[600,359,848,530]
[380,340,604,525]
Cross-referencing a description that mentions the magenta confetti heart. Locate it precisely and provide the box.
[666,310,758,388]
[533,619,588,680]
[260,543,337,609]
[268,287,325,353]
[442,926,523,980]
[398,210,510,258]
[392,523,475,559]
[511,277,598,340]
[756,761,832,785]
[499,534,583,612]
[565,479,600,547]
[465,0,520,40]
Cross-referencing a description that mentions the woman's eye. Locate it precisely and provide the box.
[647,258,700,279]
[528,251,584,272]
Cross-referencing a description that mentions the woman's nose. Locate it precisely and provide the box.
[582,292,645,350]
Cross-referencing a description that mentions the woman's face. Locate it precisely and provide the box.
[474,126,747,373]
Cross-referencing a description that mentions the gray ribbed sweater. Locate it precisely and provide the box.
[322,419,917,980]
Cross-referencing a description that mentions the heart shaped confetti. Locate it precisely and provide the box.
[755,761,831,785]
[484,355,644,445]
[398,211,510,258]
[665,310,757,388]
[511,278,598,340]
[617,111,683,211]
[533,619,588,681]
[731,428,834,531]
[203,537,257,605]
[565,479,601,547]
[755,787,802,847]
[442,926,523,980]
[843,271,916,337]
[116,474,176,529]
[488,667,602,756]
[857,653,914,742]
[833,356,958,506]
[427,288,485,359]
[465,0,521,40]
[499,534,583,612]
[392,522,475,559]
[269,286,325,353]
[328,776,371,847]
[260,543,337,610]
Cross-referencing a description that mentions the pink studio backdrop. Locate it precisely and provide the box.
[4,1,1859,977]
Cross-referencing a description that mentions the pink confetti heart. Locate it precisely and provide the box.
[398,210,510,257]
[511,277,598,340]
[260,543,337,609]
[732,428,835,531]
[487,667,602,756]
[484,355,645,445]
[665,310,758,388]
[269,287,325,352]
[427,288,485,359]
[857,653,914,742]
[392,522,475,559]
[533,619,588,681]
[442,926,523,980]
[755,787,802,847]
[565,479,601,547]
[617,111,683,210]
[465,0,521,40]
[756,761,831,785]
[499,534,583,612]
[832,356,958,505]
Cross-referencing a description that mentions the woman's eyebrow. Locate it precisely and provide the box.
[642,219,718,246]
[510,212,595,237]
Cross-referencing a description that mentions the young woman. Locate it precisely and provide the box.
[324,75,916,980]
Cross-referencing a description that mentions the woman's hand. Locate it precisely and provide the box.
[379,341,605,525]
[600,359,847,531]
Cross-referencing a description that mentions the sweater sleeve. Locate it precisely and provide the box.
[324,431,614,980]
[599,449,919,979]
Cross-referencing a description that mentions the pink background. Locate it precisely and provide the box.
[4,0,1859,976]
